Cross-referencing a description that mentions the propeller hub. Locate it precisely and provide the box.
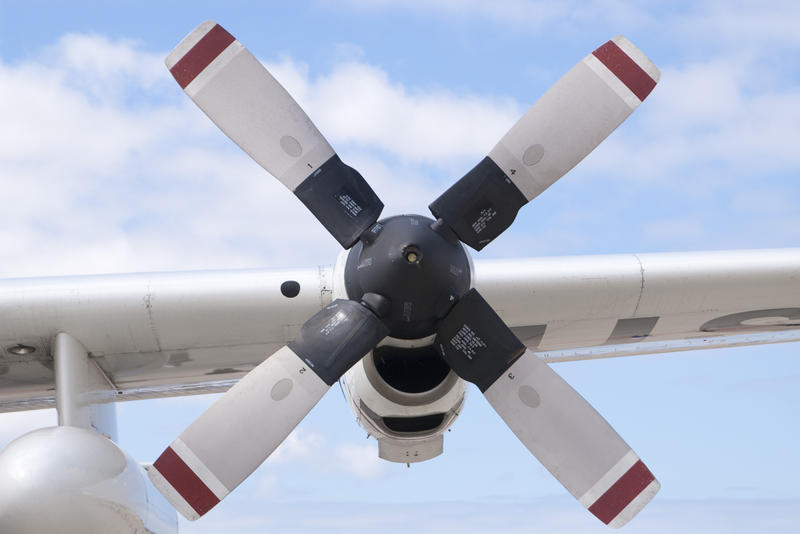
[344,215,472,339]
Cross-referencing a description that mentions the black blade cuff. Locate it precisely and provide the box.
[294,155,384,249]
[429,157,527,251]
[433,288,525,392]
[289,298,389,385]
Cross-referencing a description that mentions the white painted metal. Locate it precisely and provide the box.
[0,426,177,534]
[165,21,215,73]
[488,36,659,202]
[484,350,658,527]
[1,250,798,411]
[335,269,469,461]
[149,345,329,520]
[378,434,444,464]
[53,332,119,440]
[343,355,465,420]
[53,334,104,422]
[341,351,466,462]
[0,267,326,409]
[536,329,800,363]
[89,403,119,442]
[168,21,336,191]
[476,249,800,350]
[54,332,94,428]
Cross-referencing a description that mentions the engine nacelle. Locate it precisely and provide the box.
[341,339,466,464]
[0,426,177,534]
[332,244,470,465]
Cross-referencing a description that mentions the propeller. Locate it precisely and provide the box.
[151,20,661,527]
[434,289,659,528]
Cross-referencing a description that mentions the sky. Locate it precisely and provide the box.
[1,0,799,532]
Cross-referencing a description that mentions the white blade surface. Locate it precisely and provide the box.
[491,36,660,202]
[484,350,659,527]
[166,21,335,192]
[148,345,329,520]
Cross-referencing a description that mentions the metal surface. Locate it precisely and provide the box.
[53,332,118,438]
[0,426,177,534]
[475,249,800,350]
[0,267,327,410]
[341,345,466,462]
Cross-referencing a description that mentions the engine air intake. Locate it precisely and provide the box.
[382,413,446,433]
[372,345,451,393]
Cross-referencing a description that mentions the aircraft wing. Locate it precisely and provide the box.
[1,248,798,413]
[484,249,800,361]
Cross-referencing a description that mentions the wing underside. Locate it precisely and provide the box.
[0,249,798,412]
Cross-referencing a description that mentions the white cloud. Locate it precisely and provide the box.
[0,34,520,279]
[582,55,800,192]
[266,427,386,479]
[318,2,800,256]
[41,33,166,101]
[334,1,800,195]
[1,12,797,272]
[334,442,387,478]
[267,58,520,165]
[267,428,326,464]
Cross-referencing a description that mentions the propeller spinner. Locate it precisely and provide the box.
[150,20,661,528]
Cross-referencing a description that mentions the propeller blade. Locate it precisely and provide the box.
[435,289,659,527]
[166,21,383,248]
[148,298,388,520]
[430,36,660,250]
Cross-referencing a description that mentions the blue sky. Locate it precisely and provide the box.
[1,1,799,532]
